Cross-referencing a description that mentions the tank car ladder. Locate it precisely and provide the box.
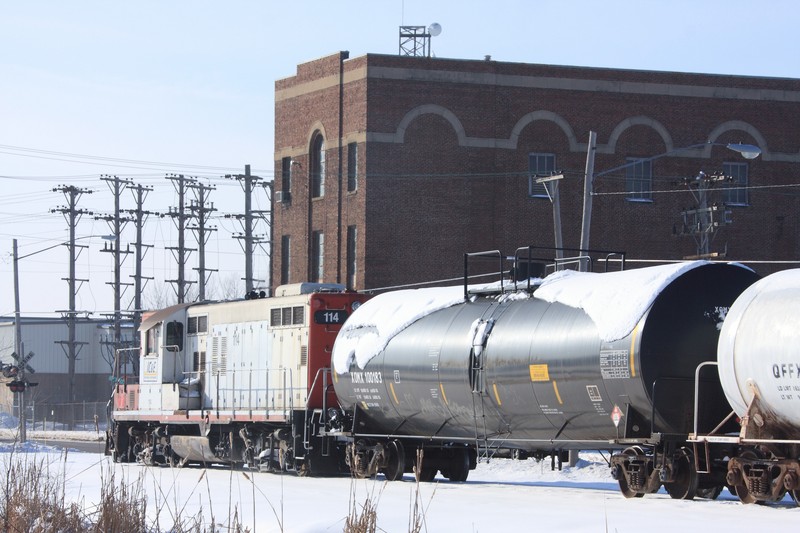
[469,317,507,460]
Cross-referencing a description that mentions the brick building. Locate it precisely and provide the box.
[273,52,800,292]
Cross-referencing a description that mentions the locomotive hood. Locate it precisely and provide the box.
[333,260,741,374]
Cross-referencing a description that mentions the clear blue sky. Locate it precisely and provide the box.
[0,0,797,316]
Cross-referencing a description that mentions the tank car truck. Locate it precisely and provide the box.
[106,283,370,475]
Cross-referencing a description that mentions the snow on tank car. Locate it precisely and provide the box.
[331,260,759,496]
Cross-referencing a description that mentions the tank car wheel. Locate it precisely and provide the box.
[442,448,470,482]
[664,448,698,500]
[695,485,723,500]
[382,440,405,481]
[616,447,645,498]
[731,451,766,505]
[415,466,437,482]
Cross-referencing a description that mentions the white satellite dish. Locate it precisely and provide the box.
[428,22,442,37]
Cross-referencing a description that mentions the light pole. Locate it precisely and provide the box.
[578,136,762,270]
[11,234,113,441]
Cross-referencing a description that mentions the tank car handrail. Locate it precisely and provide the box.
[693,361,719,437]
[650,376,696,436]
[464,250,504,299]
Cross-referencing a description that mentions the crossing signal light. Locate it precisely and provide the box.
[5,381,36,393]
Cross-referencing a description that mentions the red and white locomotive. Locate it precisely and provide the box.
[107,283,370,475]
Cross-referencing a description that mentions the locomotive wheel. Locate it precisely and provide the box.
[382,440,405,481]
[664,448,698,500]
[617,447,644,498]
[790,489,800,506]
[297,460,311,477]
[167,447,184,468]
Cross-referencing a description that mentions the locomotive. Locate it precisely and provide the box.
[106,283,370,475]
[105,249,800,504]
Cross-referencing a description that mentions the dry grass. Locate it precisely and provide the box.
[0,442,435,533]
[0,446,250,533]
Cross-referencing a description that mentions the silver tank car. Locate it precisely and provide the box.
[332,262,758,486]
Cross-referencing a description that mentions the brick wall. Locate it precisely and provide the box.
[274,53,800,291]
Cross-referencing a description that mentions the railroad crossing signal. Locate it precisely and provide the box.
[5,380,37,393]
[10,351,35,375]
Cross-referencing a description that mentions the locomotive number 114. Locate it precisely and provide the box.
[314,309,349,324]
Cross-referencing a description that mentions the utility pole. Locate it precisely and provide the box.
[678,171,732,258]
[51,185,93,408]
[188,181,217,301]
[97,175,133,365]
[12,239,29,442]
[165,174,196,303]
[225,165,270,295]
[124,184,155,344]
[579,131,597,272]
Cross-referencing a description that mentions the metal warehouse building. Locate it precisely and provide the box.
[0,317,134,424]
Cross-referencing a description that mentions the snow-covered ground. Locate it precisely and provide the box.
[1,442,796,532]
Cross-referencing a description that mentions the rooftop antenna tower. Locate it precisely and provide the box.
[399,23,441,57]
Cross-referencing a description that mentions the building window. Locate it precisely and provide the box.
[347,142,358,191]
[723,162,749,206]
[346,225,357,289]
[625,158,652,202]
[528,153,556,198]
[311,231,324,282]
[280,235,290,285]
[280,157,292,202]
[311,134,325,198]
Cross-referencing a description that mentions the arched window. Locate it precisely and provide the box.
[311,134,325,197]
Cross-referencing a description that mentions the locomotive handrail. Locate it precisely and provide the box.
[163,345,181,391]
[113,347,142,393]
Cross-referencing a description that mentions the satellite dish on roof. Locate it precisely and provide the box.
[428,22,442,37]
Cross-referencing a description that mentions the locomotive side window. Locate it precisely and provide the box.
[193,351,206,374]
[166,321,184,352]
[187,315,208,335]
[270,306,306,327]
[145,326,158,355]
